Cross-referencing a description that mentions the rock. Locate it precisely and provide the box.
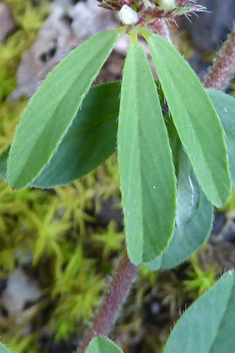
[0,2,16,42]
[10,4,75,99]
[10,0,120,99]
[211,212,235,244]
[178,0,235,78]
[1,268,40,325]
[97,197,123,230]
[179,0,235,52]
[69,0,118,41]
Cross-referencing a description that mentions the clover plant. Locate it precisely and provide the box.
[1,0,235,352]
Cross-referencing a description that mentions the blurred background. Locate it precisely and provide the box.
[0,1,235,352]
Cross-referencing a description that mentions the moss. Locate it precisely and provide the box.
[1,1,234,352]
[0,0,49,102]
[0,1,124,351]
[182,251,218,297]
[0,162,123,351]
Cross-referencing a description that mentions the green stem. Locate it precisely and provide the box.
[77,252,138,353]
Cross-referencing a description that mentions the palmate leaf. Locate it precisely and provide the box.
[2,88,231,190]
[147,33,231,208]
[164,271,235,353]
[0,82,165,188]
[118,38,176,265]
[7,30,120,190]
[85,337,123,353]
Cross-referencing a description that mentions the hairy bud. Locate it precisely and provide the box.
[119,5,138,25]
[158,0,175,12]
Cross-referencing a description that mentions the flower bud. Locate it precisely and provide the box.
[119,5,138,25]
[158,0,175,11]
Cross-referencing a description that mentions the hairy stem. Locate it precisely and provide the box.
[151,18,172,44]
[77,19,171,353]
[204,24,235,90]
[77,252,138,353]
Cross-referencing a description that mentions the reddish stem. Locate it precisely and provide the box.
[77,20,171,353]
[150,18,172,44]
[204,24,235,90]
[76,18,235,353]
[77,253,137,353]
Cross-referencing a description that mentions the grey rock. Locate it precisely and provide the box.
[10,0,120,99]
[10,4,75,99]
[180,0,235,52]
[0,1,16,42]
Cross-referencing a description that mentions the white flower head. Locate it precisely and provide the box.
[119,5,138,25]
[158,0,175,12]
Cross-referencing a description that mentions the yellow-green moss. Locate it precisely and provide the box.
[1,2,234,352]
[0,1,124,351]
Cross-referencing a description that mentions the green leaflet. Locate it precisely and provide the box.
[85,337,123,353]
[0,343,11,353]
[32,82,120,187]
[206,89,235,190]
[164,271,235,353]
[118,40,176,265]
[145,188,213,270]
[145,121,211,270]
[147,33,231,207]
[7,30,120,190]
